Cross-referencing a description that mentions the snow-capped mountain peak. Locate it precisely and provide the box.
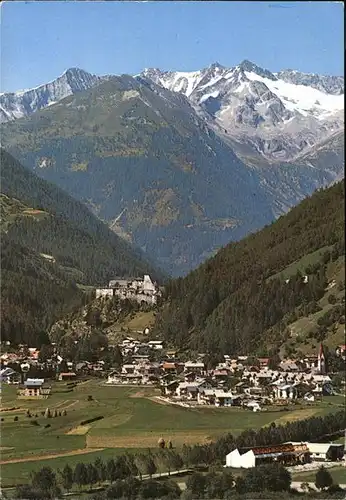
[0,67,102,123]
[140,60,344,160]
[274,69,344,95]
[238,60,278,81]
[1,60,343,161]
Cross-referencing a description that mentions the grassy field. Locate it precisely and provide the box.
[267,246,333,283]
[292,466,346,485]
[280,255,345,357]
[0,380,344,487]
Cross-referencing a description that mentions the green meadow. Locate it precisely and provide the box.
[0,380,343,487]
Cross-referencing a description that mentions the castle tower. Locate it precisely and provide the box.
[317,343,326,374]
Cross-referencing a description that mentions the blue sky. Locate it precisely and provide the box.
[1,1,344,93]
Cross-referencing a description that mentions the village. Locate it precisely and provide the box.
[1,336,345,478]
[1,272,345,478]
[1,337,345,409]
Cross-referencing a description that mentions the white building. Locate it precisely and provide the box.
[107,371,122,384]
[176,380,208,399]
[287,442,344,462]
[96,274,161,305]
[246,401,262,412]
[95,288,114,298]
[148,341,164,350]
[197,389,236,407]
[225,449,256,468]
[184,361,205,374]
[306,443,344,462]
[272,383,298,400]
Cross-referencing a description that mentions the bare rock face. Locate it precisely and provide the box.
[0,68,102,123]
[141,60,344,161]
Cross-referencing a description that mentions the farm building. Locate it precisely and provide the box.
[17,378,51,399]
[225,443,310,469]
[287,442,344,462]
[307,443,344,462]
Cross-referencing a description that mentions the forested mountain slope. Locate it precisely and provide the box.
[0,76,279,276]
[154,181,345,356]
[2,71,343,276]
[1,149,164,283]
[0,150,164,346]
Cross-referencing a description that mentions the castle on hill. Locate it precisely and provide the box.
[95,274,162,305]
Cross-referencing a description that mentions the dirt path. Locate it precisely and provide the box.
[148,396,171,406]
[61,400,79,410]
[77,379,94,386]
[51,399,69,409]
[0,407,22,413]
[130,391,147,398]
[0,447,105,465]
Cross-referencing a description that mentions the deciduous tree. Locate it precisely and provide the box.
[315,465,333,491]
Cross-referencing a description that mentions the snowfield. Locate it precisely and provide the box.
[244,71,344,119]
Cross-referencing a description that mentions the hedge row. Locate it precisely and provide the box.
[80,415,104,426]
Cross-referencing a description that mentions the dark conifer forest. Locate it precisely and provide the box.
[0,149,165,346]
[155,181,345,355]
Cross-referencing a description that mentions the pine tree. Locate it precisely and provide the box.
[73,463,88,490]
[59,464,73,492]
[315,466,333,491]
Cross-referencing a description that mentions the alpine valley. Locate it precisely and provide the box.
[1,60,344,276]
[0,149,164,346]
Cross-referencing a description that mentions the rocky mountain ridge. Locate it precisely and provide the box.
[0,68,103,123]
[1,61,343,161]
[1,66,344,276]
[141,60,344,161]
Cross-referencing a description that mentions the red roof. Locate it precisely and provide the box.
[162,362,176,369]
[214,369,229,376]
[249,443,308,456]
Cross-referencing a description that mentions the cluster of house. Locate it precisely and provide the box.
[103,343,339,410]
[159,369,334,411]
[225,441,345,469]
[0,344,108,382]
[1,340,344,407]
[95,274,162,305]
